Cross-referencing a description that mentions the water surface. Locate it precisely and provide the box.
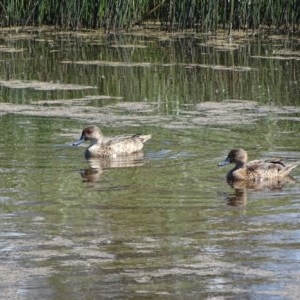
[0,28,300,299]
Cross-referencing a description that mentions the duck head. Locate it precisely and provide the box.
[73,125,103,146]
[218,148,248,166]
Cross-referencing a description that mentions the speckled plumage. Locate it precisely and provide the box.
[218,148,300,181]
[73,125,152,159]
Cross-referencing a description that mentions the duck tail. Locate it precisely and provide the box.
[134,134,152,143]
[280,161,300,177]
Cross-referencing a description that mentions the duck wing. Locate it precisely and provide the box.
[105,135,135,145]
[104,134,152,156]
[246,159,284,171]
[106,134,151,146]
[246,158,300,178]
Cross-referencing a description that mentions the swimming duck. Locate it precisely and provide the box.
[73,125,152,159]
[218,148,300,181]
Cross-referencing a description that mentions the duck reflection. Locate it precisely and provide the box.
[80,152,145,182]
[225,176,296,206]
[80,167,103,183]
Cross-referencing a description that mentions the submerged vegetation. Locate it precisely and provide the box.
[0,0,299,32]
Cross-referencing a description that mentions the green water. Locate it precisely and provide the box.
[0,29,300,299]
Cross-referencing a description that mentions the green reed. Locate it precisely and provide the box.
[0,0,299,31]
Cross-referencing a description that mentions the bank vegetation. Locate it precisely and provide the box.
[0,0,299,32]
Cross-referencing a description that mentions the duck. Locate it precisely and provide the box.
[218,148,300,181]
[73,125,152,159]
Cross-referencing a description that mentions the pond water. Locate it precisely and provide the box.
[0,28,300,299]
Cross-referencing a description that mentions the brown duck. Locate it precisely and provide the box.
[73,125,152,159]
[218,148,300,181]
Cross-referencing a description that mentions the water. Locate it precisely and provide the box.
[0,28,300,299]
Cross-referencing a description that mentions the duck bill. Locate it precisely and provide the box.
[72,136,85,146]
[218,157,230,167]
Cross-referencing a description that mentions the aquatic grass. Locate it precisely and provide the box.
[0,1,299,32]
[0,79,97,90]
[0,27,299,108]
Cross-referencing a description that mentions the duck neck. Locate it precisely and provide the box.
[89,137,103,146]
[235,161,245,168]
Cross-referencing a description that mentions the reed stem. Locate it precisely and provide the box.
[0,0,298,32]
